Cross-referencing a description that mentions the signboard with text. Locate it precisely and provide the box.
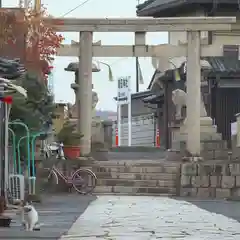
[117,76,131,105]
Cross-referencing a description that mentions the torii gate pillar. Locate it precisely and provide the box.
[186,31,201,156]
[76,30,201,156]
[78,31,93,156]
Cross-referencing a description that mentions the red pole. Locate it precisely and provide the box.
[156,129,160,148]
[115,128,119,147]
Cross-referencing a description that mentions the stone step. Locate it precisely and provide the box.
[95,172,177,181]
[92,165,179,174]
[93,185,177,195]
[90,159,179,166]
[97,179,176,188]
[110,146,165,152]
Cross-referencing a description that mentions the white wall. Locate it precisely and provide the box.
[169,9,207,46]
[169,9,240,67]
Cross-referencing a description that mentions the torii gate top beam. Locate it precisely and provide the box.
[43,17,236,32]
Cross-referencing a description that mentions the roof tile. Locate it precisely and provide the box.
[205,57,240,72]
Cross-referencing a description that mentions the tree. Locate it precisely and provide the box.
[25,5,64,63]
[10,72,54,156]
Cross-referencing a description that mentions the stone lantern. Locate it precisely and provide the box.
[64,61,100,125]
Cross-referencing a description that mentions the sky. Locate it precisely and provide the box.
[5,0,168,111]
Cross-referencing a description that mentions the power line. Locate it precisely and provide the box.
[110,58,129,66]
[61,0,93,17]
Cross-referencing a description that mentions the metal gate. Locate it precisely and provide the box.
[211,85,240,146]
[112,113,156,146]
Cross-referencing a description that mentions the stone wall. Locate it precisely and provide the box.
[91,119,113,148]
[178,140,230,160]
[180,161,240,199]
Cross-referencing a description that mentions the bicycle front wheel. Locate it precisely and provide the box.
[72,169,97,194]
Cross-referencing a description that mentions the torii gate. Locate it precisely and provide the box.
[44,16,236,157]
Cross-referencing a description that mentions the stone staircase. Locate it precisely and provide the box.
[88,160,181,196]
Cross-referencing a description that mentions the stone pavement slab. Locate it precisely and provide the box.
[0,194,96,239]
[61,196,240,240]
[185,198,240,222]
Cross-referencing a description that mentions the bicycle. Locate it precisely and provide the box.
[41,142,97,194]
[45,164,97,194]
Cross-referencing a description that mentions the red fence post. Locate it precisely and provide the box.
[115,128,119,147]
[156,129,160,148]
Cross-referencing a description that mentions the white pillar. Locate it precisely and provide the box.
[186,31,201,156]
[117,105,121,146]
[128,96,132,146]
[78,32,93,156]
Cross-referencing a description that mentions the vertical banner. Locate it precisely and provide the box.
[117,76,131,146]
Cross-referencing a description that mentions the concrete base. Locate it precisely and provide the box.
[180,117,221,141]
[172,116,222,151]
[172,139,229,161]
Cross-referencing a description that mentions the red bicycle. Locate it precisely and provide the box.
[46,164,97,194]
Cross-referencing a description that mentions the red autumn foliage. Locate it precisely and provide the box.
[25,6,64,63]
[0,7,63,81]
[0,10,19,48]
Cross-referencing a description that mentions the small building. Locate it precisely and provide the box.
[136,0,240,149]
[113,91,162,147]
[147,57,240,149]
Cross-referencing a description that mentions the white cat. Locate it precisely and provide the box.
[22,202,39,231]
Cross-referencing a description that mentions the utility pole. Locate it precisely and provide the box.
[136,0,140,92]
[0,0,3,199]
[135,58,139,92]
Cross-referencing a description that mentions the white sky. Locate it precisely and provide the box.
[5,0,168,111]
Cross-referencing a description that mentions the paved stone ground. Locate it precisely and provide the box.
[186,198,240,223]
[3,194,240,239]
[108,151,166,160]
[61,196,240,240]
[0,194,96,239]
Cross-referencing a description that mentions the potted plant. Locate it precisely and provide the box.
[57,121,83,159]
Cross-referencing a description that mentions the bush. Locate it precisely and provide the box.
[57,121,83,146]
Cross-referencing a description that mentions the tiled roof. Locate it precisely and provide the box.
[137,0,156,11]
[142,92,164,103]
[147,57,240,93]
[205,57,240,73]
[137,0,186,16]
[137,0,239,16]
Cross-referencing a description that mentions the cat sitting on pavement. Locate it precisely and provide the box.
[21,202,40,231]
